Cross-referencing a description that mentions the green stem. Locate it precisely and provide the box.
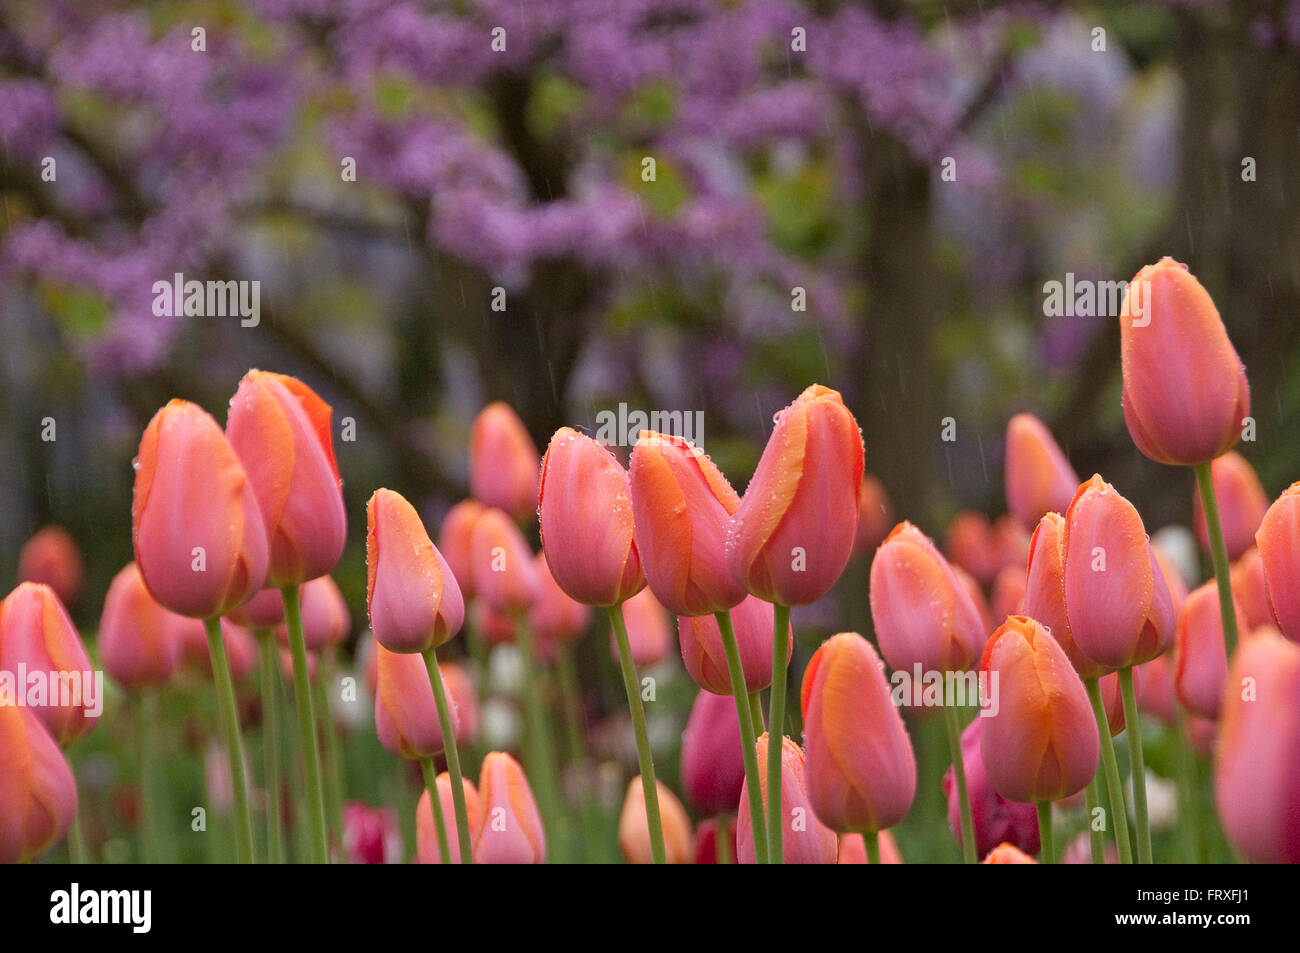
[1119,666,1152,863]
[68,803,88,864]
[1084,776,1105,864]
[607,603,666,864]
[715,611,768,865]
[514,620,564,857]
[942,701,978,863]
[419,757,451,864]
[314,656,346,846]
[557,646,600,864]
[135,694,160,864]
[1085,677,1134,864]
[1172,702,1202,864]
[203,615,256,864]
[281,585,329,863]
[1194,461,1240,659]
[748,691,765,736]
[1037,801,1054,863]
[256,631,284,864]
[717,818,734,864]
[863,831,881,865]
[766,603,790,864]
[423,647,474,864]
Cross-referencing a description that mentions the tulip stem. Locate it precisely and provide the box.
[557,646,601,864]
[1037,802,1054,863]
[1085,677,1134,864]
[941,701,978,864]
[1194,461,1239,659]
[608,603,666,865]
[135,694,161,864]
[68,808,88,864]
[748,691,765,736]
[314,656,347,846]
[281,586,330,864]
[1172,702,1202,863]
[514,620,564,859]
[420,757,451,864]
[766,603,791,864]
[1084,777,1105,864]
[1118,666,1152,863]
[256,631,284,864]
[715,610,769,865]
[423,647,475,864]
[203,615,256,864]
[863,832,881,865]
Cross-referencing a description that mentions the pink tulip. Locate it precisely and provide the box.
[469,508,537,616]
[693,818,737,864]
[17,526,85,607]
[225,588,286,629]
[474,751,546,864]
[180,617,257,681]
[836,829,903,864]
[677,594,790,695]
[941,717,1040,858]
[852,474,894,561]
[436,500,486,602]
[619,777,693,864]
[341,802,401,864]
[373,643,454,760]
[680,690,745,817]
[98,563,185,691]
[441,662,480,744]
[529,553,592,648]
[1230,546,1273,632]
[0,702,77,863]
[1005,413,1079,531]
[735,734,838,864]
[991,565,1026,621]
[612,587,672,667]
[469,402,540,522]
[1255,482,1300,642]
[1193,452,1269,560]
[1175,581,1248,719]
[416,774,481,864]
[276,574,350,650]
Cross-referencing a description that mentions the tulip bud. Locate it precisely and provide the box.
[132,400,269,619]
[0,582,98,744]
[979,616,1099,803]
[681,690,745,816]
[991,565,1026,621]
[436,500,486,602]
[1025,513,1106,681]
[226,371,347,587]
[416,773,481,864]
[373,643,454,760]
[1152,543,1191,620]
[441,662,480,744]
[612,587,671,668]
[0,703,77,863]
[836,829,903,864]
[470,508,537,616]
[1120,257,1250,466]
[955,566,995,635]
[1192,452,1269,560]
[1005,413,1079,531]
[801,633,916,834]
[1137,653,1176,725]
[735,734,838,864]
[852,474,894,561]
[982,843,1037,864]
[341,802,401,864]
[225,588,285,629]
[677,594,790,696]
[1175,581,1248,720]
[1230,547,1273,632]
[475,751,546,864]
[276,575,350,650]
[98,563,185,691]
[17,526,85,607]
[942,717,1040,858]
[365,488,464,654]
[869,522,987,674]
[619,777,693,864]
[991,516,1030,576]
[469,402,540,522]
[727,385,864,606]
[539,428,644,607]
[1255,482,1300,642]
[529,553,591,648]
[1063,475,1175,668]
[946,511,997,585]
[1214,629,1300,863]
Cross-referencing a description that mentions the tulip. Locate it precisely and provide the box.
[736,734,838,864]
[1152,543,1191,620]
[0,703,77,863]
[1230,547,1273,631]
[991,516,1030,575]
[225,588,285,629]
[852,474,894,560]
[417,774,481,864]
[538,428,644,607]
[836,829,903,864]
[942,717,1040,859]
[276,574,350,650]
[1119,258,1249,466]
[341,802,401,864]
[226,370,347,588]
[98,563,185,691]
[678,594,789,696]
[469,402,540,522]
[474,751,546,864]
[1137,654,1176,725]
[470,507,538,616]
[1025,513,1107,681]
[800,633,916,835]
[982,843,1038,864]
[619,777,693,864]
[680,689,745,817]
[991,565,1026,621]
[180,617,257,681]
[365,488,465,654]
[1175,581,1248,720]
[1255,482,1300,642]
[529,553,591,648]
[441,662,480,745]
[1005,413,1079,531]
[955,566,994,635]
[946,511,998,585]
[1214,629,1300,863]
[980,615,1100,862]
[693,818,737,864]
[0,582,98,745]
[132,400,268,619]
[1193,452,1268,561]
[17,526,84,607]
[436,500,486,602]
[613,586,672,667]
[629,431,746,616]
[373,643,454,760]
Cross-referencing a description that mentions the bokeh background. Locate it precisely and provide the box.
[2,0,1299,862]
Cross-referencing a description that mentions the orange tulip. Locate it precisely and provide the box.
[1192,452,1268,560]
[727,385,864,606]
[436,500,486,602]
[869,522,987,674]
[1063,475,1175,668]
[1175,581,1248,720]
[225,588,285,629]
[538,428,644,606]
[0,703,77,863]
[1152,543,1191,620]
[1005,413,1079,531]
[629,431,746,616]
[132,400,269,619]
[416,773,481,864]
[1255,482,1300,642]
[836,829,903,864]
[1119,257,1250,466]
[469,402,540,522]
[678,593,790,695]
[1137,653,1176,725]
[991,565,1026,621]
[373,643,454,760]
[528,553,591,648]
[946,511,998,585]
[852,474,894,561]
[979,615,1099,803]
[0,582,98,745]
[276,575,350,650]
[226,370,347,587]
[17,525,84,607]
[441,661,480,744]
[1214,629,1300,863]
[619,777,693,864]
[982,843,1038,864]
[801,633,916,834]
[735,734,838,864]
[612,587,672,667]
[474,751,546,864]
[1025,513,1106,681]
[98,562,185,691]
[365,488,465,654]
[955,566,994,635]
[470,508,537,616]
[1230,546,1273,631]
